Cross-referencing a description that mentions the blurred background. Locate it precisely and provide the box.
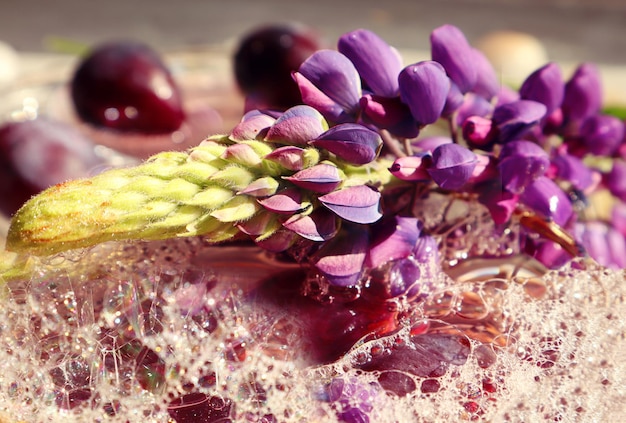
[1,0,625,64]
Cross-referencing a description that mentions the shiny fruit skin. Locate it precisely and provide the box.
[234,24,322,110]
[71,41,185,134]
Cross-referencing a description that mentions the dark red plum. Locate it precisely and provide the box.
[234,24,323,110]
[71,41,185,134]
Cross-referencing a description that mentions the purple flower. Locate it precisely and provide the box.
[314,226,369,286]
[498,140,550,194]
[389,154,432,181]
[580,114,625,156]
[366,216,423,268]
[576,221,626,269]
[264,145,308,171]
[310,123,382,165]
[519,176,573,226]
[441,81,465,117]
[264,105,328,145]
[455,93,494,127]
[471,48,499,100]
[462,115,494,148]
[319,185,382,224]
[338,29,403,98]
[411,136,452,153]
[551,153,596,191]
[257,187,307,214]
[430,24,477,93]
[283,207,338,241]
[605,159,626,202]
[492,100,547,143]
[519,62,564,116]
[283,163,343,193]
[359,94,419,139]
[427,143,478,190]
[477,182,519,225]
[230,110,276,141]
[398,61,450,125]
[562,63,603,123]
[294,50,362,122]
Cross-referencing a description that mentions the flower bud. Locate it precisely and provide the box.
[338,29,403,97]
[519,62,564,116]
[313,225,369,286]
[519,176,573,226]
[310,123,382,165]
[430,24,477,93]
[359,94,419,139]
[580,114,625,156]
[462,115,494,148]
[398,61,450,125]
[283,207,338,241]
[265,105,328,145]
[294,50,362,122]
[427,143,478,190]
[230,110,276,141]
[283,163,343,193]
[319,185,382,224]
[562,63,602,123]
[389,154,432,181]
[498,140,550,194]
[366,216,422,268]
[492,100,547,143]
[257,187,307,214]
[471,48,499,100]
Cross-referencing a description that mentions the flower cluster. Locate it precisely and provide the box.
[4,24,625,291]
[294,24,625,269]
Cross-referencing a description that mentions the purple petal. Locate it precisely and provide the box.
[338,29,403,97]
[519,62,564,116]
[264,145,308,171]
[222,143,262,166]
[441,81,465,117]
[238,176,279,197]
[230,110,276,141]
[496,85,520,107]
[366,216,422,268]
[265,105,328,146]
[411,136,453,153]
[427,143,478,190]
[319,185,382,224]
[314,226,369,286]
[551,153,596,191]
[359,94,419,139]
[492,100,547,143]
[605,160,626,202]
[283,163,343,193]
[580,114,625,156]
[283,207,338,241]
[562,63,603,123]
[519,176,573,226]
[498,140,550,194]
[292,72,351,123]
[255,229,297,252]
[399,61,450,125]
[296,50,362,119]
[462,115,494,148]
[430,24,477,93]
[455,93,494,127]
[310,123,382,165]
[388,154,432,181]
[477,182,519,225]
[471,48,499,100]
[257,187,306,214]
